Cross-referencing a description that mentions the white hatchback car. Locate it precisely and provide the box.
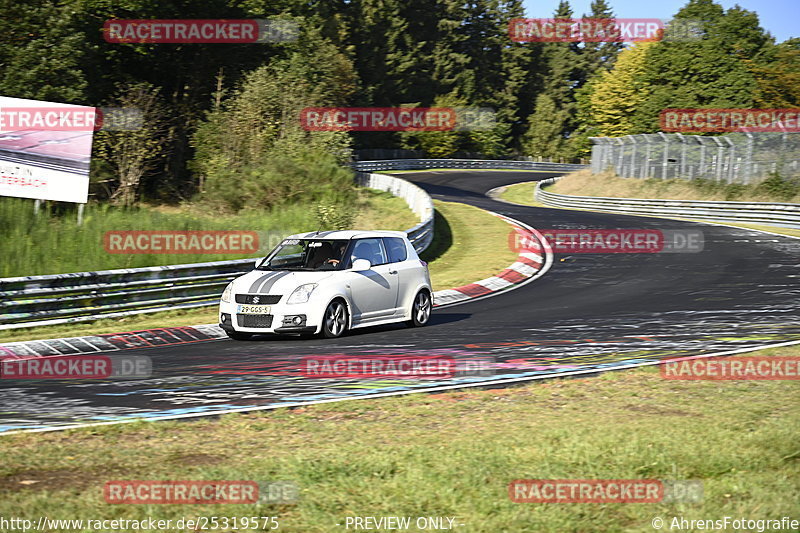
[219,230,433,339]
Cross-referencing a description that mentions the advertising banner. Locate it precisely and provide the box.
[0,96,95,203]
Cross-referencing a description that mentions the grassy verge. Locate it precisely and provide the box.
[0,308,221,344]
[1,347,797,532]
[421,201,518,291]
[0,189,416,279]
[496,181,547,207]
[351,190,418,231]
[550,168,800,203]
[501,179,800,239]
[0,201,517,343]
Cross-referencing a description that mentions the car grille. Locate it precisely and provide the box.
[237,314,274,328]
[235,294,281,304]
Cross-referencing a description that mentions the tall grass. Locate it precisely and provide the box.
[1,189,415,278]
[550,169,800,203]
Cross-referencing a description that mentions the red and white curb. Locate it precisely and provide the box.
[0,325,224,359]
[433,212,553,307]
[0,213,552,357]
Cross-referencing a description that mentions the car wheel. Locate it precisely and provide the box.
[226,330,253,341]
[322,299,348,338]
[407,290,431,327]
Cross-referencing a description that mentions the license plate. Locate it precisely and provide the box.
[237,304,271,314]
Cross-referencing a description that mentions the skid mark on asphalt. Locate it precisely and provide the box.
[2,311,798,433]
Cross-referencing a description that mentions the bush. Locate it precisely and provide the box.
[198,148,356,213]
[754,172,800,201]
[315,202,355,231]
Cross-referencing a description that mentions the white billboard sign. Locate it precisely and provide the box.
[0,96,95,204]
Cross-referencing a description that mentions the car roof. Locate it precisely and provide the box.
[286,230,408,240]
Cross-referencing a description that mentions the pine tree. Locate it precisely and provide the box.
[521,0,581,159]
[576,0,623,88]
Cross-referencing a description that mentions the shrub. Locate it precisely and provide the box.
[754,172,800,201]
[199,148,356,213]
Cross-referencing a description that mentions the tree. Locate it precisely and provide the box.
[624,0,774,132]
[576,0,623,88]
[584,41,655,137]
[749,39,800,107]
[521,0,581,159]
[521,93,571,158]
[0,1,88,103]
[190,28,358,212]
[93,83,170,207]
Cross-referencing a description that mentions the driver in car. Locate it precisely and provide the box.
[324,243,348,267]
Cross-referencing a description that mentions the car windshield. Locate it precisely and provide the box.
[258,239,350,271]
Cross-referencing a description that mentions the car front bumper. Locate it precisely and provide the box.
[219,300,324,335]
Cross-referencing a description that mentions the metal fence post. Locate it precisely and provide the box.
[699,138,707,178]
[615,138,625,175]
[658,132,670,179]
[627,135,637,178]
[642,135,652,179]
[744,132,754,184]
[725,137,736,183]
[675,133,686,178]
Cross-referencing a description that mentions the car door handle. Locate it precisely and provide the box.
[389,270,398,275]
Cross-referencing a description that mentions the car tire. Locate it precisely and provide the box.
[321,299,349,338]
[225,330,254,341]
[407,290,432,327]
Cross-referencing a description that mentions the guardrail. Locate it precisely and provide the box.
[0,169,437,330]
[352,159,587,172]
[0,259,256,330]
[536,178,800,228]
[1,159,578,330]
[354,171,434,252]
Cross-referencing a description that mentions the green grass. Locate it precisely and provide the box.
[1,347,797,532]
[496,181,546,207]
[0,307,222,344]
[421,201,518,291]
[0,200,518,343]
[351,190,419,231]
[551,169,800,204]
[0,189,417,278]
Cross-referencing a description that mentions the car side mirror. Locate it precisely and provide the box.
[255,258,263,269]
[352,258,372,271]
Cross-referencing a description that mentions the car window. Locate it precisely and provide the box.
[262,239,349,271]
[351,238,387,266]
[383,237,408,263]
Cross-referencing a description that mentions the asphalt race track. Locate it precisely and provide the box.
[2,170,799,433]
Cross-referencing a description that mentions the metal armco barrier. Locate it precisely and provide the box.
[1,160,577,330]
[352,159,587,172]
[1,169,437,330]
[354,171,434,253]
[536,178,800,229]
[0,259,255,330]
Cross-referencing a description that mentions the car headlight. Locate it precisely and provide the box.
[221,282,233,303]
[287,283,318,304]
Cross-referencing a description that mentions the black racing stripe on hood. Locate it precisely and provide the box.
[257,271,291,293]
[249,272,280,293]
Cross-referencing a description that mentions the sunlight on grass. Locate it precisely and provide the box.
[1,359,796,532]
